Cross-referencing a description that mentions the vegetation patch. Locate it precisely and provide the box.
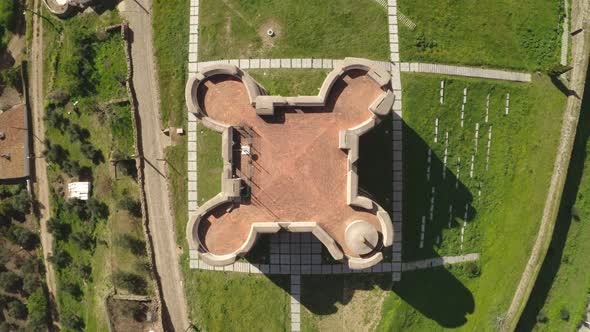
[0,184,51,331]
[41,8,154,330]
[397,0,564,71]
[199,0,388,61]
[518,70,590,331]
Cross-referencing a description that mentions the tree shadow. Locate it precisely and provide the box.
[517,65,590,331]
[244,111,476,328]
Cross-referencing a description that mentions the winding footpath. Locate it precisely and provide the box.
[503,0,590,329]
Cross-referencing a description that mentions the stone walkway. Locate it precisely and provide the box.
[290,275,301,331]
[388,0,403,283]
[400,62,532,82]
[187,0,200,212]
[194,58,391,72]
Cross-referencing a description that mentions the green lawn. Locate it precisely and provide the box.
[248,69,329,96]
[517,70,590,331]
[374,73,566,331]
[199,0,389,61]
[397,0,564,71]
[153,0,189,127]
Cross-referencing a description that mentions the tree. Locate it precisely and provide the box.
[0,272,22,293]
[61,280,82,300]
[117,234,146,256]
[464,262,481,278]
[47,218,71,241]
[121,301,146,322]
[64,198,89,220]
[118,196,142,218]
[71,231,94,251]
[87,198,109,221]
[27,288,50,330]
[66,123,90,143]
[7,300,27,320]
[111,271,147,295]
[43,141,69,165]
[0,0,16,50]
[48,247,72,269]
[22,274,40,295]
[61,311,84,331]
[8,226,39,250]
[20,257,44,275]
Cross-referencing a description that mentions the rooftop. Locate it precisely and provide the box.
[0,104,28,180]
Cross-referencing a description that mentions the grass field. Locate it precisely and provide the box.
[41,9,154,330]
[397,0,564,71]
[372,73,566,331]
[198,0,388,61]
[517,70,590,331]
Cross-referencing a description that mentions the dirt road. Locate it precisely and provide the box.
[30,0,59,316]
[119,0,190,330]
[503,1,590,330]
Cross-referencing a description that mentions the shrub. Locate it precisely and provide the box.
[0,272,22,292]
[536,310,548,323]
[20,257,44,275]
[48,247,72,269]
[43,141,69,165]
[7,300,27,320]
[64,199,89,220]
[61,280,82,300]
[111,271,147,295]
[46,89,70,105]
[464,262,481,278]
[559,307,569,321]
[27,288,50,330]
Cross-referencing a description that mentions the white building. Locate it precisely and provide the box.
[68,182,91,201]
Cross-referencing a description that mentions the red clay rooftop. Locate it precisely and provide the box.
[186,58,396,269]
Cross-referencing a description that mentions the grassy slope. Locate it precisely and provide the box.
[397,0,564,71]
[518,71,590,331]
[199,0,388,61]
[41,9,153,330]
[376,73,566,331]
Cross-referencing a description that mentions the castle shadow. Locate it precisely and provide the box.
[245,112,476,328]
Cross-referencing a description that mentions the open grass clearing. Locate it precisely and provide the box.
[199,0,388,61]
[397,0,564,71]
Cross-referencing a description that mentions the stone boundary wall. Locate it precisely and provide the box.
[119,23,164,332]
[193,58,391,73]
[186,58,396,270]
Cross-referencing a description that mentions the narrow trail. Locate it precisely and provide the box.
[30,0,59,321]
[503,0,590,329]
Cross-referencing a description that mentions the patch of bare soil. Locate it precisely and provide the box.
[106,298,159,332]
[316,285,389,331]
[258,20,282,50]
